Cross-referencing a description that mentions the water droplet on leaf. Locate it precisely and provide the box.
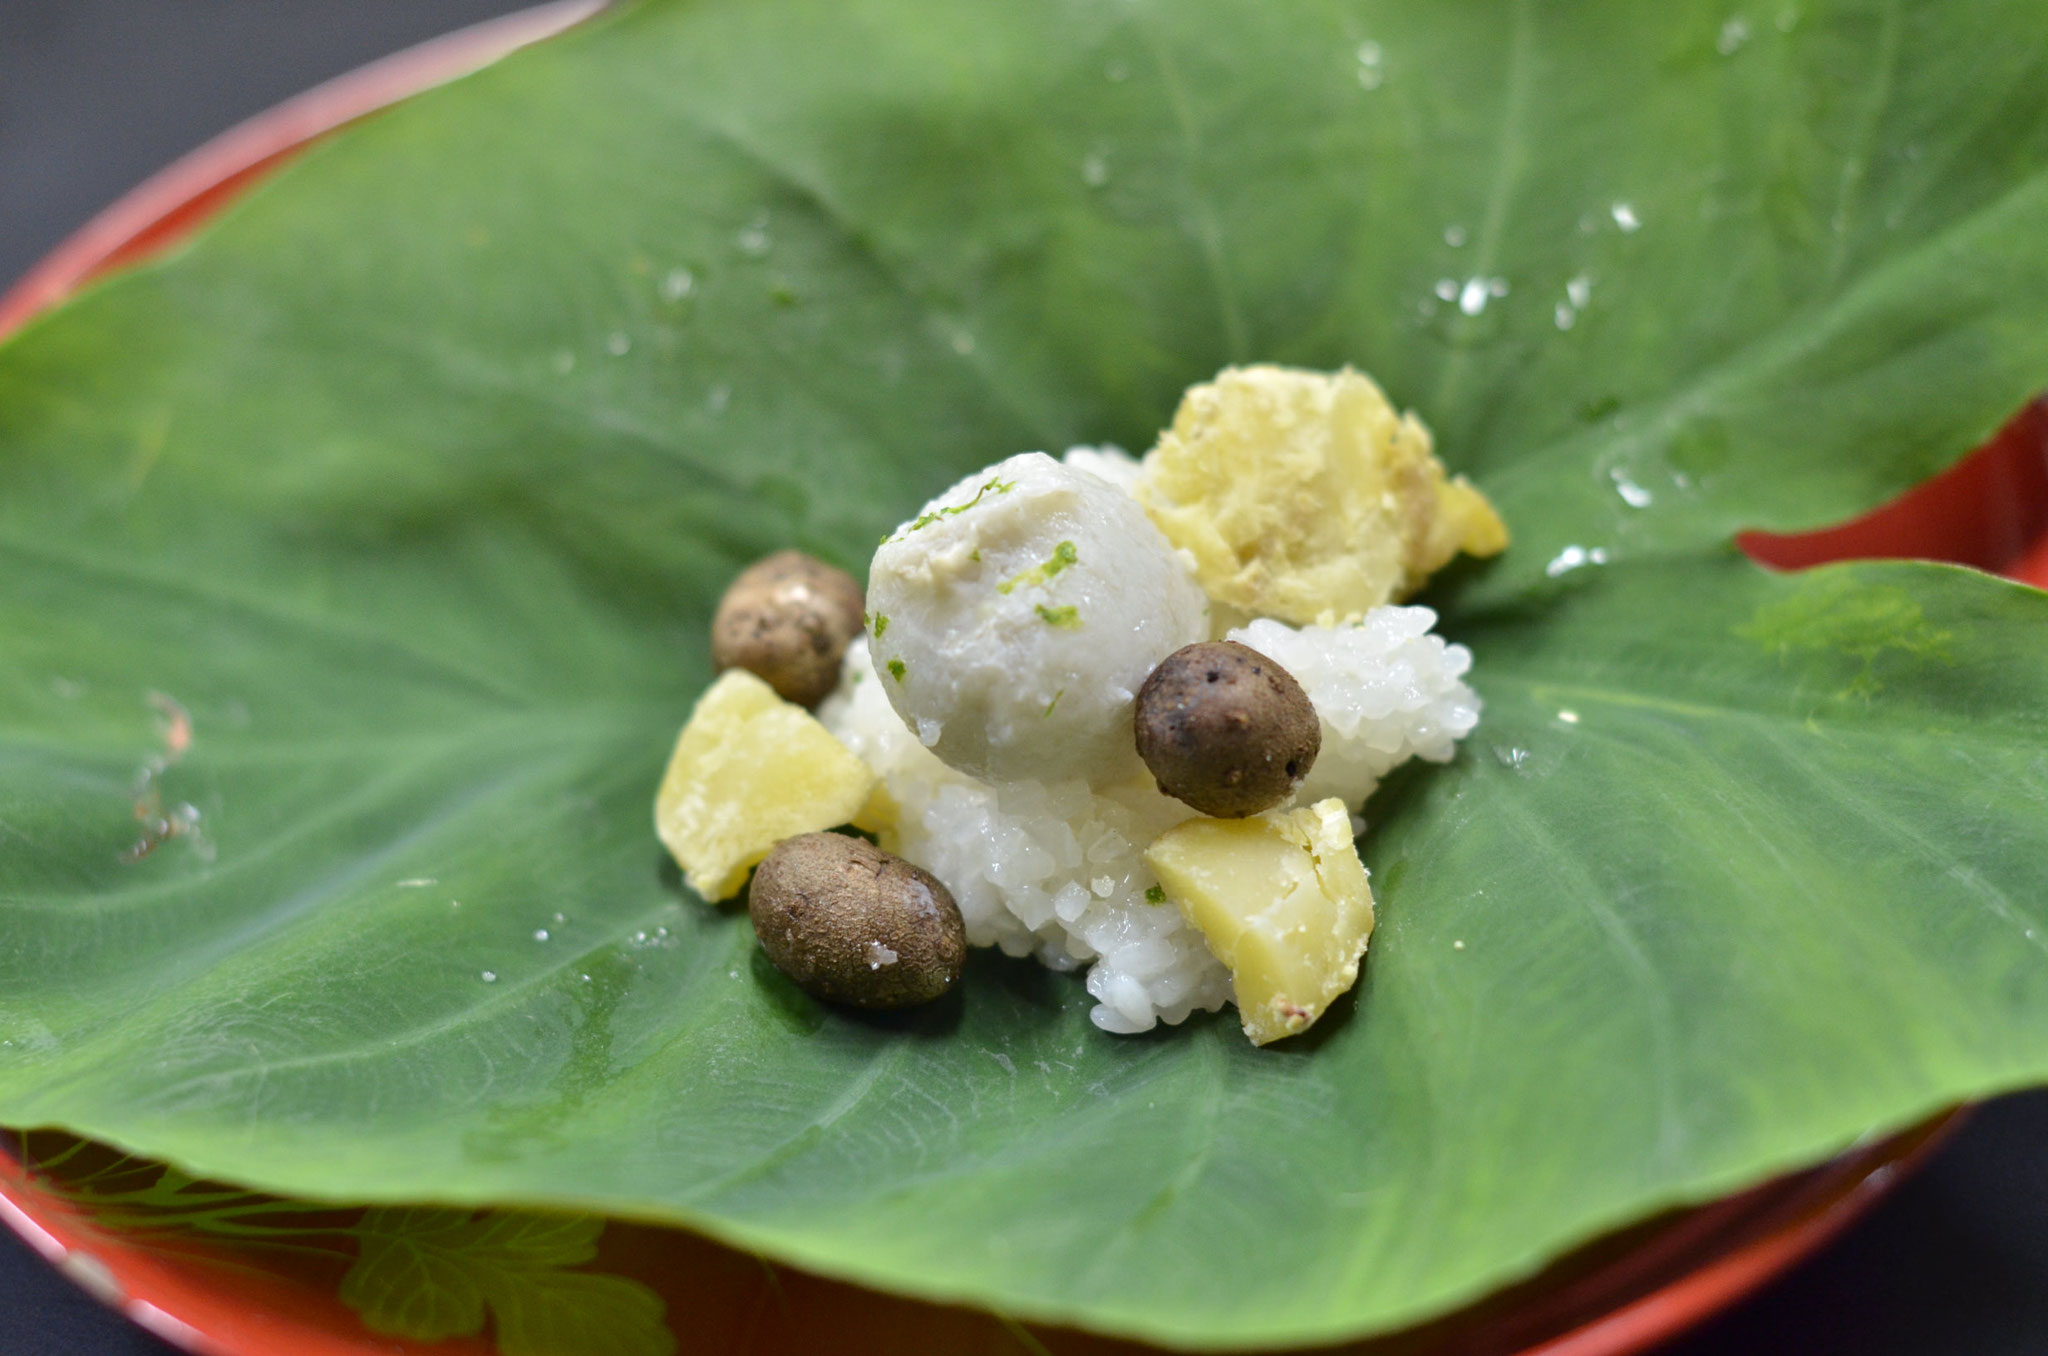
[1458,277,1506,315]
[1355,41,1385,89]
[1545,544,1610,576]
[1610,468,1654,508]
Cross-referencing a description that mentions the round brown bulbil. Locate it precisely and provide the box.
[749,832,967,1009]
[711,550,865,708]
[1134,640,1321,818]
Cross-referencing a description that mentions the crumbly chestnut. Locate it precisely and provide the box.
[748,833,967,1009]
[711,551,865,707]
[1134,641,1320,818]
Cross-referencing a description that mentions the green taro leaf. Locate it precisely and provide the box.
[4,0,2048,1346]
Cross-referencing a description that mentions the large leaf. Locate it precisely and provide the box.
[5,0,2048,1346]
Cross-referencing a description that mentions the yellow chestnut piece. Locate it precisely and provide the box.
[654,669,876,901]
[1144,798,1374,1045]
[1137,365,1507,625]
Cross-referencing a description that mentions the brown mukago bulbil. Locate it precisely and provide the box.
[711,550,865,708]
[1134,640,1321,818]
[749,833,967,1009]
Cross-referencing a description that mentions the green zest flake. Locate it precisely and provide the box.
[1035,604,1081,629]
[871,613,890,639]
[886,658,907,683]
[1145,885,1168,905]
[999,540,1079,595]
[896,477,1017,538]
[1043,688,1064,718]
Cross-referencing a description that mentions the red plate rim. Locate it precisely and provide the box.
[0,8,2027,1355]
[0,0,606,338]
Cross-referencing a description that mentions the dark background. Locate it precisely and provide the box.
[2,3,2046,1353]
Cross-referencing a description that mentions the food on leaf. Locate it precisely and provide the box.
[711,550,865,708]
[1134,640,1321,818]
[1144,799,1375,1045]
[800,366,1484,1040]
[749,832,968,1008]
[865,450,1208,785]
[1136,365,1508,624]
[653,669,876,901]
[663,363,1484,1039]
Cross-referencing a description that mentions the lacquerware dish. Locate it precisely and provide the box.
[5,5,2047,1356]
[0,1112,1969,1356]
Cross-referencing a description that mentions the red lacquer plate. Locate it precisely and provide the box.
[3,7,2044,1355]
